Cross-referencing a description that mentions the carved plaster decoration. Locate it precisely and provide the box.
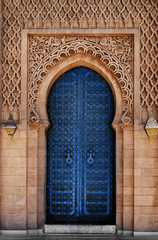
[1,0,158,122]
[28,35,133,125]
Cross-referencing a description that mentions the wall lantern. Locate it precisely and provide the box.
[145,112,158,144]
[4,113,17,143]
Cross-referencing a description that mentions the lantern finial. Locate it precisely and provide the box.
[145,112,158,144]
[4,113,17,143]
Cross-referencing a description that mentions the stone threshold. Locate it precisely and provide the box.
[44,224,116,234]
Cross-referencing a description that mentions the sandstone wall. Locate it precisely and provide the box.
[0,0,158,235]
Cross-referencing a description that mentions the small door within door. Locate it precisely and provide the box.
[46,66,115,224]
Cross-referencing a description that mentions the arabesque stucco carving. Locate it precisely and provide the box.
[28,35,133,124]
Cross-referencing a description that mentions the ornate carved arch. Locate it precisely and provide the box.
[37,53,123,128]
[28,35,133,124]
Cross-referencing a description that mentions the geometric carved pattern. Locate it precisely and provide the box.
[1,0,158,122]
[28,35,133,124]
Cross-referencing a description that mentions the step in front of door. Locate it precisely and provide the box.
[44,224,116,234]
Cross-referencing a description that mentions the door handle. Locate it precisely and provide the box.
[66,151,72,164]
[87,151,94,165]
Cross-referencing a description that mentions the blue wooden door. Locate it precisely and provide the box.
[47,66,115,224]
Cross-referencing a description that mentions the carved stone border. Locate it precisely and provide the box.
[21,29,140,232]
[21,29,140,126]
[28,35,133,124]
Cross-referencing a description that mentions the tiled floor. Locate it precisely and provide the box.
[0,234,158,240]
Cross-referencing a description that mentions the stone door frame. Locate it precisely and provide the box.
[21,29,140,234]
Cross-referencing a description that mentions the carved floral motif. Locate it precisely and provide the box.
[28,35,133,124]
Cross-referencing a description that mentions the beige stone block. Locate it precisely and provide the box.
[117,150,123,160]
[1,148,26,157]
[135,187,156,196]
[141,168,158,177]
[124,206,133,214]
[141,207,158,214]
[27,141,37,158]
[18,131,27,139]
[7,214,26,229]
[0,157,26,168]
[1,187,26,195]
[7,206,26,214]
[37,201,44,213]
[116,212,123,231]
[134,206,141,213]
[7,195,26,206]
[28,130,38,139]
[28,167,37,175]
[124,195,133,206]
[0,168,26,176]
[116,185,123,195]
[124,150,134,158]
[38,137,46,149]
[27,205,37,213]
[38,167,45,175]
[115,130,123,139]
[134,169,141,176]
[153,158,158,168]
[124,176,134,187]
[1,138,26,149]
[28,136,37,146]
[28,158,37,167]
[37,212,44,228]
[37,194,44,210]
[117,140,123,150]
[141,130,149,139]
[134,131,142,139]
[117,175,123,186]
[154,177,158,187]
[152,194,158,205]
[124,130,134,139]
[117,194,123,206]
[116,157,123,173]
[124,187,133,195]
[0,214,7,229]
[28,176,37,187]
[135,196,153,206]
[124,157,134,168]
[38,150,46,166]
[38,175,44,186]
[134,214,158,232]
[123,213,134,231]
[117,205,123,213]
[27,194,37,206]
[135,158,153,169]
[27,187,37,195]
[135,147,152,158]
[152,149,158,158]
[1,194,9,205]
[135,138,152,149]
[124,138,134,149]
[1,176,26,187]
[124,168,133,176]
[135,177,153,187]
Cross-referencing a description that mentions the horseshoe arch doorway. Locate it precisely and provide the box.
[46,66,115,225]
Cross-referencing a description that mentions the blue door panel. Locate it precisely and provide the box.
[47,66,115,224]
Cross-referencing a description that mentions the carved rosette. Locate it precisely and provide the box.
[28,35,133,124]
